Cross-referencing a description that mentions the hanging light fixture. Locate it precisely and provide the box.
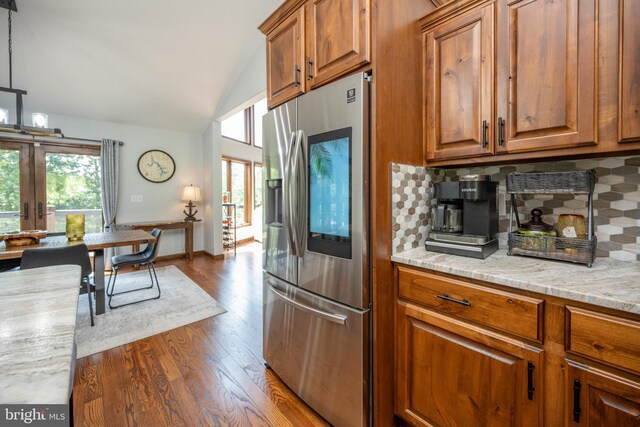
[0,0,63,137]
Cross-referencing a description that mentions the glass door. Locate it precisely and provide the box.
[0,140,101,233]
[37,146,102,233]
[0,141,33,231]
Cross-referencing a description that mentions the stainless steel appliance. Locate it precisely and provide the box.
[262,72,371,427]
[426,175,499,258]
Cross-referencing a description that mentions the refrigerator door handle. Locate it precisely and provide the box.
[292,130,306,258]
[268,283,348,325]
[284,131,297,255]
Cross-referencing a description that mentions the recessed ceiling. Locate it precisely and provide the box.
[0,0,280,133]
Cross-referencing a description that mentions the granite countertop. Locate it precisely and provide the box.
[392,248,640,315]
[0,265,81,404]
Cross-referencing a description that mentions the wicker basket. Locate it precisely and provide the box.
[506,170,596,194]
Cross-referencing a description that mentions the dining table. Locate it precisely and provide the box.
[0,229,157,315]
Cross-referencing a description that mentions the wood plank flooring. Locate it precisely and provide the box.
[73,244,329,426]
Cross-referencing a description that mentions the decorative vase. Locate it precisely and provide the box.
[66,214,85,241]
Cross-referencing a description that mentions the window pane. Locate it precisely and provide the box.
[231,162,246,224]
[46,153,102,233]
[0,149,21,231]
[254,164,262,208]
[221,110,247,142]
[221,160,228,198]
[253,98,268,148]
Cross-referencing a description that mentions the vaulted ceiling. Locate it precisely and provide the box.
[0,0,280,133]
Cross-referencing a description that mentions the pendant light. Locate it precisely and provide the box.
[0,0,63,137]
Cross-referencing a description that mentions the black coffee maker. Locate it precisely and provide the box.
[426,174,499,259]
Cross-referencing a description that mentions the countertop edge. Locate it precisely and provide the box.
[391,249,640,316]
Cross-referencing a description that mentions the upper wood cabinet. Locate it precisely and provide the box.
[306,0,370,88]
[423,3,494,161]
[260,0,371,109]
[265,7,307,108]
[495,0,596,154]
[618,0,640,144]
[422,0,598,162]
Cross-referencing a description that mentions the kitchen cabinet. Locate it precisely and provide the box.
[617,0,640,144]
[566,361,640,426]
[396,301,542,426]
[495,0,596,154]
[423,3,494,160]
[265,6,307,108]
[395,264,640,426]
[306,0,370,89]
[421,0,598,163]
[260,0,371,109]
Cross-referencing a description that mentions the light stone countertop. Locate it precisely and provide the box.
[0,265,81,404]
[392,248,640,315]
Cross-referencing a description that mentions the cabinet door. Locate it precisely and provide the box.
[424,4,494,161]
[618,0,640,144]
[496,0,596,153]
[266,7,306,109]
[566,361,640,426]
[306,0,370,88]
[396,302,542,427]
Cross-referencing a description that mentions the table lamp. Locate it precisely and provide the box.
[182,184,202,222]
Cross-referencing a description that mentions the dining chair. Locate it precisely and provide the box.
[20,243,95,326]
[107,228,162,309]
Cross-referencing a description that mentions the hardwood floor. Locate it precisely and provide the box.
[73,243,329,426]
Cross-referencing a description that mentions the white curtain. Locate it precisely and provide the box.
[100,139,122,269]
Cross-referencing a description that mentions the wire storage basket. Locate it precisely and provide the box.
[506,169,597,267]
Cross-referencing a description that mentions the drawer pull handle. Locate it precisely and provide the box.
[437,294,471,306]
[527,361,535,400]
[573,379,582,423]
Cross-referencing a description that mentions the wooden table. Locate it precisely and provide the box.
[121,220,198,261]
[0,230,156,315]
[0,265,81,404]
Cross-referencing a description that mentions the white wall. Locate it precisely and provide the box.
[202,121,223,256]
[215,42,267,120]
[35,110,205,257]
[214,43,268,244]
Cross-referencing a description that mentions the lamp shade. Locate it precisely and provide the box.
[182,185,202,202]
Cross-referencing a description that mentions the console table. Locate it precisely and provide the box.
[121,220,199,261]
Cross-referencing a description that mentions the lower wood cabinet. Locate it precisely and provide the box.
[396,301,542,426]
[566,361,640,426]
[395,264,640,426]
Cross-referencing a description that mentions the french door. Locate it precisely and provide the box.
[0,140,101,233]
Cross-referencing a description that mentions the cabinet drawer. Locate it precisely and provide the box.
[397,266,543,342]
[566,306,640,374]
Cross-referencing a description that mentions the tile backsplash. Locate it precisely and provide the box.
[391,156,640,262]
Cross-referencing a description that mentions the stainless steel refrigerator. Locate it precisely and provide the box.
[262,72,371,427]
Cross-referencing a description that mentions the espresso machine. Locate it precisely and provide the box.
[425,174,499,259]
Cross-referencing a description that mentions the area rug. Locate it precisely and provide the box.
[75,265,226,358]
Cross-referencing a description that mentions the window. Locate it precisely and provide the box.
[221,109,248,143]
[0,141,102,232]
[254,163,262,209]
[220,98,267,148]
[253,99,268,148]
[222,157,251,226]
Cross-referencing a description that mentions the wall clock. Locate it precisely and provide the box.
[137,150,176,183]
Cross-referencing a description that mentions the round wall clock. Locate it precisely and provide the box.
[137,150,176,183]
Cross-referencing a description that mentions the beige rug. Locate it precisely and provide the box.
[75,265,226,358]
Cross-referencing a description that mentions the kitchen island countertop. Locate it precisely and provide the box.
[392,248,640,315]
